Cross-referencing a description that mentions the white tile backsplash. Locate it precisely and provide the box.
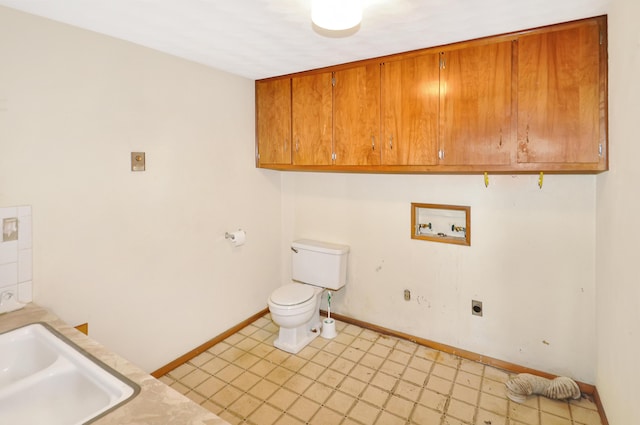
[0,206,32,300]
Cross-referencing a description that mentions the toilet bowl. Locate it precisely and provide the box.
[268,283,324,353]
[268,239,350,354]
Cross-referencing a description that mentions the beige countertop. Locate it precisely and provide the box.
[0,303,230,425]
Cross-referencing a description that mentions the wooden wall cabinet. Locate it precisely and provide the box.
[256,78,291,165]
[516,19,606,169]
[255,16,608,174]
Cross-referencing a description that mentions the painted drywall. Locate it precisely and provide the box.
[0,6,282,372]
[596,1,640,423]
[282,171,597,383]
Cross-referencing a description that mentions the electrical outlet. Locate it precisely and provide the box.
[472,300,483,316]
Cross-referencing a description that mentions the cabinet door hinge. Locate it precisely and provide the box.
[332,74,336,87]
[439,54,445,70]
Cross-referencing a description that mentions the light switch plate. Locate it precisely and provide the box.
[131,152,145,171]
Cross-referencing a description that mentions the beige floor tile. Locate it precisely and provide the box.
[282,373,313,394]
[169,362,196,380]
[380,358,406,377]
[281,355,307,372]
[228,393,262,418]
[201,399,224,415]
[298,361,325,380]
[539,397,571,419]
[475,408,507,425]
[339,376,367,397]
[418,388,448,412]
[185,390,206,404]
[238,324,260,336]
[341,346,366,363]
[570,404,602,425]
[309,336,329,350]
[303,381,334,404]
[248,379,279,400]
[266,366,296,386]
[216,409,244,425]
[325,391,357,414]
[250,328,275,342]
[231,371,262,392]
[415,345,440,362]
[309,406,345,425]
[396,339,418,354]
[296,344,320,360]
[479,391,508,415]
[403,366,429,387]
[388,348,412,364]
[350,364,376,383]
[460,359,485,376]
[350,337,374,352]
[330,357,356,375]
[376,410,408,425]
[369,342,393,358]
[274,413,305,425]
[411,404,443,425]
[235,352,262,370]
[360,352,385,369]
[189,351,214,367]
[509,402,540,425]
[207,341,232,356]
[324,340,348,355]
[446,398,476,423]
[181,368,211,389]
[349,399,382,424]
[432,363,457,381]
[312,350,337,367]
[452,382,479,405]
[288,397,321,422]
[540,411,572,425]
[236,337,260,351]
[456,370,482,389]
[436,352,460,368]
[194,376,226,398]
[394,380,422,402]
[442,415,468,425]
[249,358,278,376]
[481,377,508,398]
[361,385,391,406]
[317,368,346,388]
[409,356,434,373]
[426,374,453,395]
[216,364,244,384]
[158,375,174,386]
[265,348,291,364]
[212,385,243,408]
[248,403,282,425]
[385,394,415,419]
[268,387,299,411]
[570,396,599,411]
[219,346,246,363]
[223,333,245,346]
[360,329,380,341]
[201,357,231,375]
[371,371,398,392]
[484,366,510,383]
[342,324,363,336]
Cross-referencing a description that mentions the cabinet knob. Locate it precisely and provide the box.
[389,135,393,150]
[371,136,375,151]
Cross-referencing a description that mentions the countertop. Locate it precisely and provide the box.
[0,303,230,425]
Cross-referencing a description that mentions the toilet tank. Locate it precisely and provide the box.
[291,239,349,290]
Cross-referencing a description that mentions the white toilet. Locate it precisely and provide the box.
[268,239,349,354]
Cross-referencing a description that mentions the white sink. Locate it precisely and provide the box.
[0,323,140,425]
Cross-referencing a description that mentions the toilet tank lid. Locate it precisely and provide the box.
[292,239,350,255]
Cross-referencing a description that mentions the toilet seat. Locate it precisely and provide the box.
[270,283,314,306]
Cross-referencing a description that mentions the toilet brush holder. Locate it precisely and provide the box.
[321,318,337,339]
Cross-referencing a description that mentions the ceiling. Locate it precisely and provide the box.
[0,0,610,80]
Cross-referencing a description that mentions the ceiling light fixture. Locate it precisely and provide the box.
[311,0,363,31]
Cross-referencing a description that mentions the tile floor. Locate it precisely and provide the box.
[160,315,602,425]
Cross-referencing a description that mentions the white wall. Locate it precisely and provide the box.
[283,172,597,382]
[0,6,282,372]
[596,1,640,423]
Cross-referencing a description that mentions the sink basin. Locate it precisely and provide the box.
[0,323,140,425]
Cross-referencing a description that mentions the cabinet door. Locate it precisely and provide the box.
[333,64,381,166]
[517,20,602,164]
[439,41,513,165]
[381,54,440,165]
[256,79,291,165]
[292,73,333,165]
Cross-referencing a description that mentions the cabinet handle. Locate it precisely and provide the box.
[438,149,445,160]
[389,135,393,150]
[371,136,375,151]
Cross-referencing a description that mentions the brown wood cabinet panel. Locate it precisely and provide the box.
[381,54,440,165]
[439,41,513,166]
[256,78,291,165]
[517,20,603,164]
[292,73,333,165]
[333,64,381,165]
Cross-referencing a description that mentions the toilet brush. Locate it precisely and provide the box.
[327,291,332,319]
